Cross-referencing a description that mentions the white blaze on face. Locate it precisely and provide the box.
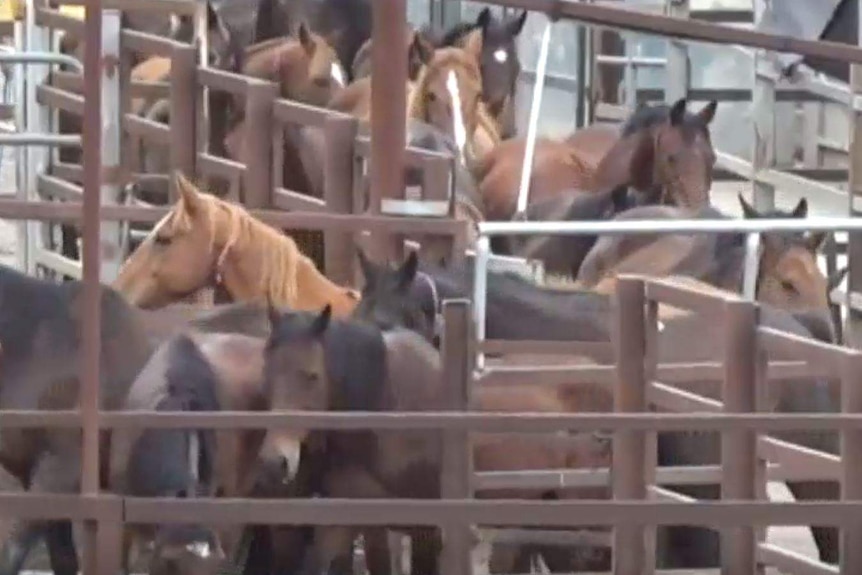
[186,541,212,559]
[330,62,346,87]
[493,48,508,64]
[445,69,467,160]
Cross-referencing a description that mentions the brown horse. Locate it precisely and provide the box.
[423,7,527,139]
[407,43,502,165]
[261,305,613,575]
[113,172,359,314]
[110,330,273,574]
[475,99,718,221]
[576,197,830,317]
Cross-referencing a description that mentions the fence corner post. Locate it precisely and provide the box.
[323,114,358,285]
[169,44,197,201]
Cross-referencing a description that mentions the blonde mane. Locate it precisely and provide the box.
[169,193,302,307]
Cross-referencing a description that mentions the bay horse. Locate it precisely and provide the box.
[575,196,831,320]
[475,98,718,221]
[261,305,614,575]
[406,43,502,165]
[349,253,849,567]
[422,7,527,139]
[113,172,359,315]
[111,329,280,574]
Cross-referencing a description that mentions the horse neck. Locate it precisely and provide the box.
[293,256,357,318]
[210,206,300,307]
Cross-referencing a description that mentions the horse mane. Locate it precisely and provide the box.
[620,103,706,138]
[407,47,482,121]
[169,193,302,307]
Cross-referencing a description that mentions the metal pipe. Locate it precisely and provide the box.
[515,20,552,216]
[0,52,83,72]
[0,133,81,146]
[369,0,406,216]
[477,217,862,237]
[81,0,102,498]
[472,235,490,371]
[595,54,666,67]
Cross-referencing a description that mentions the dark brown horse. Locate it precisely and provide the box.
[498,186,643,277]
[475,99,718,221]
[349,253,849,568]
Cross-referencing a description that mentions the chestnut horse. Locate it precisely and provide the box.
[113,172,359,314]
[475,98,718,221]
[260,305,613,575]
[422,7,527,139]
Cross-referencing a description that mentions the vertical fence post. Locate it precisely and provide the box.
[751,3,776,212]
[419,154,453,264]
[323,114,358,284]
[720,298,758,575]
[613,275,648,575]
[847,0,862,347]
[840,353,862,573]
[243,80,277,208]
[664,0,690,104]
[169,44,196,201]
[642,296,659,575]
[439,299,473,575]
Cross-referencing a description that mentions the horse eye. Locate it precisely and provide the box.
[313,76,330,87]
[667,154,677,165]
[781,280,798,294]
[302,371,320,385]
[154,235,171,246]
[426,92,437,103]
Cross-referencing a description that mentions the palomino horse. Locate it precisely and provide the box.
[261,305,614,575]
[475,98,719,221]
[423,7,527,139]
[113,172,359,314]
[576,196,830,318]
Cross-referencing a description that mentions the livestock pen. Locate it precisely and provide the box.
[0,1,862,575]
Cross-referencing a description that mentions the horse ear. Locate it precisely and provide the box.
[507,10,528,36]
[828,265,849,293]
[398,250,419,290]
[790,197,808,218]
[297,22,315,53]
[476,7,492,29]
[806,231,827,254]
[357,249,375,286]
[737,194,759,219]
[697,100,718,125]
[669,98,687,127]
[311,305,332,337]
[174,171,203,213]
[206,1,219,29]
[409,32,434,66]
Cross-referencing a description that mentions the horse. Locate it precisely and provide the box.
[347,253,849,568]
[0,266,154,575]
[422,7,527,139]
[498,186,643,277]
[110,329,282,574]
[113,172,360,315]
[251,0,372,80]
[261,305,614,575]
[111,334,226,575]
[349,23,427,81]
[406,43,502,165]
[475,98,718,221]
[575,196,831,320]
